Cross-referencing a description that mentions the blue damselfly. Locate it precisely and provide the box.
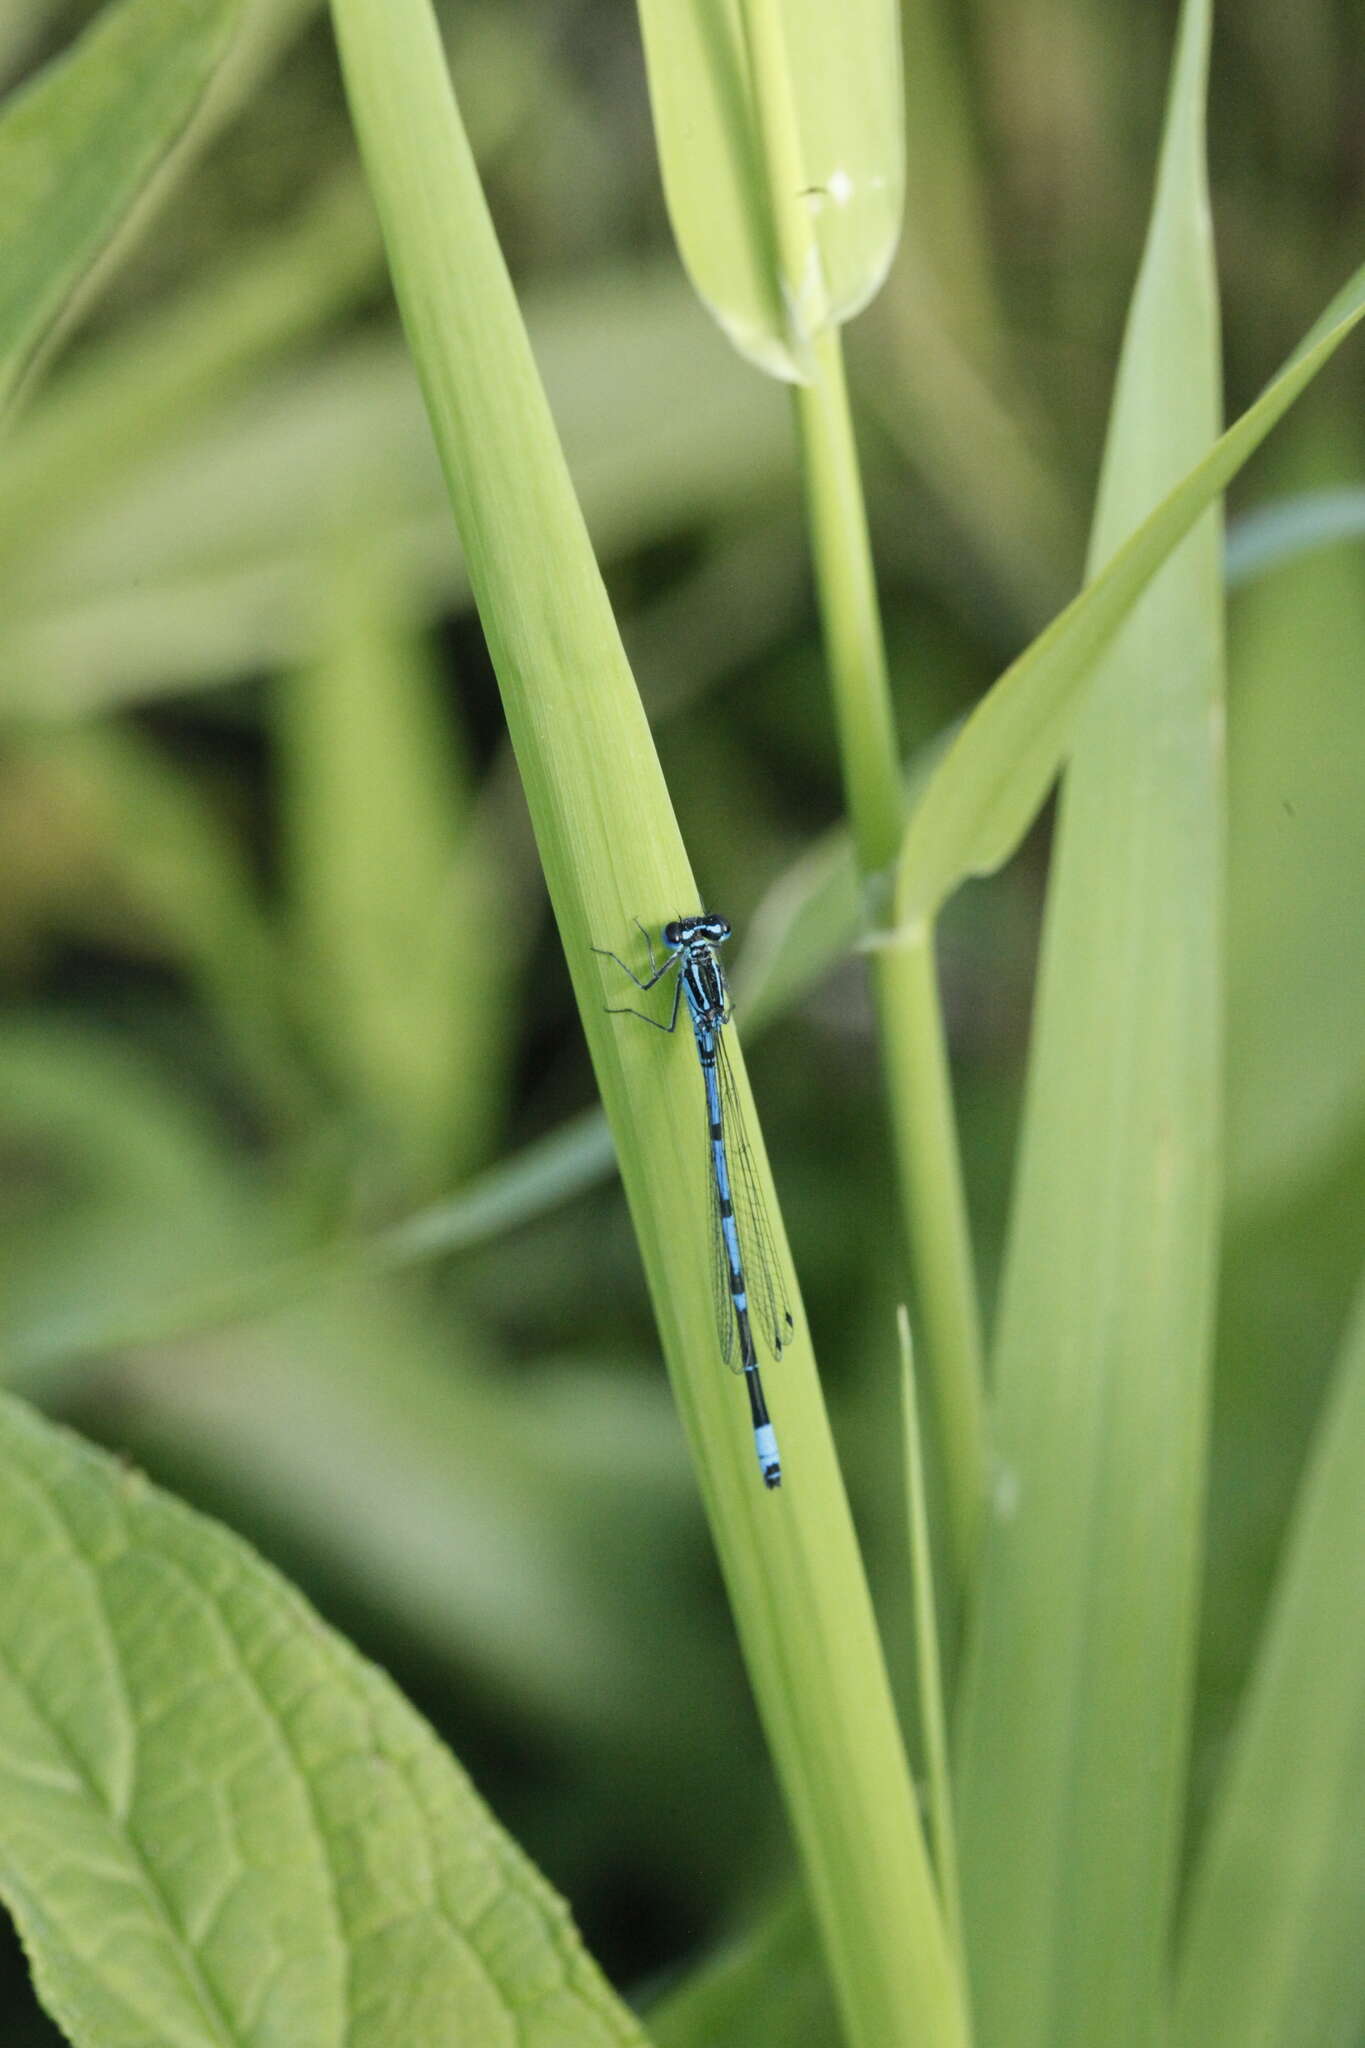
[594,914,792,1488]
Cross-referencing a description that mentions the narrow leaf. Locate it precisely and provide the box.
[1225,485,1365,586]
[647,1895,836,2048]
[0,1393,646,2047]
[0,0,239,414]
[327,1,966,2043]
[899,1308,965,1976]
[895,254,1365,928]
[279,557,507,1185]
[954,7,1222,2046]
[1224,416,1365,1209]
[635,0,903,378]
[1172,1280,1365,2048]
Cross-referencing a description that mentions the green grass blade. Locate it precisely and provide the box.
[0,174,379,578]
[0,0,240,415]
[6,736,947,1388]
[1172,1278,1365,2048]
[895,255,1365,930]
[0,1392,646,2047]
[278,557,507,1186]
[636,0,903,379]
[326,3,965,2043]
[648,1894,837,2048]
[1223,417,1365,1210]
[953,7,1222,2046]
[4,724,300,1122]
[1226,485,1365,586]
[899,1309,967,1986]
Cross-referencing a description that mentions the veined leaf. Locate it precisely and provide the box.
[635,0,903,379]
[0,0,240,415]
[954,5,1222,2044]
[0,1392,646,2048]
[895,254,1365,929]
[1172,1279,1365,2048]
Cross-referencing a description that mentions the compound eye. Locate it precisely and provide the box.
[662,921,682,946]
[713,917,732,940]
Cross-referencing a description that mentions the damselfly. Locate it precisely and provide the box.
[593,914,793,1489]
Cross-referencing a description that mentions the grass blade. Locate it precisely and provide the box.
[647,1894,836,2048]
[1172,1276,1365,2048]
[1224,417,1365,1211]
[895,255,1365,930]
[0,0,239,414]
[326,2,966,2042]
[1225,485,1365,586]
[278,558,508,1186]
[953,6,1222,2045]
[899,1308,966,1985]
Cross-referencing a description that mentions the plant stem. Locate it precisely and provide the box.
[733,16,983,1572]
[794,328,907,894]
[795,323,985,1596]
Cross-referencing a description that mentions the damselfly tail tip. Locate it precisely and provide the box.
[755,1423,782,1489]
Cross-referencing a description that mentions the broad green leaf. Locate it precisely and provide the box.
[0,1392,646,2048]
[894,254,1365,929]
[108,1288,697,1744]
[954,7,1222,2046]
[636,0,903,379]
[279,559,508,1187]
[0,0,240,415]
[1224,416,1365,1210]
[1172,1278,1365,2048]
[328,2,965,2044]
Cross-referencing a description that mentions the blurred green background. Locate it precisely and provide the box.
[1,0,1362,2036]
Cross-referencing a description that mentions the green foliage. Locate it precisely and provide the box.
[1173,1284,1365,2048]
[636,0,904,378]
[894,257,1365,928]
[0,0,240,413]
[0,1392,644,2047]
[0,0,1362,2045]
[955,7,1221,2042]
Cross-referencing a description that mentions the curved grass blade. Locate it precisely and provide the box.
[895,254,1365,929]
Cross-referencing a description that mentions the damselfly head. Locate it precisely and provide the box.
[664,913,731,949]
